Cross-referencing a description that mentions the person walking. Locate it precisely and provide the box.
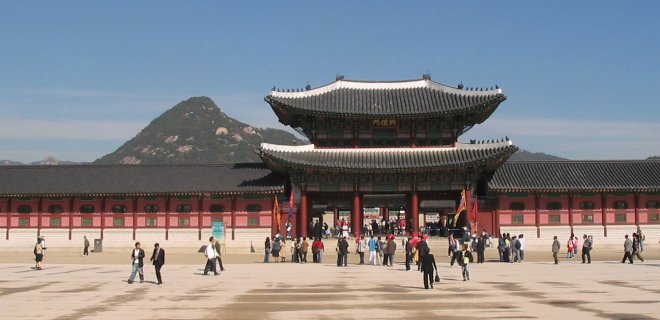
[421,253,437,289]
[356,236,366,265]
[214,240,225,271]
[405,236,412,271]
[632,233,645,262]
[337,236,349,267]
[458,243,474,281]
[368,236,377,265]
[204,237,219,275]
[127,242,145,284]
[621,235,633,264]
[150,243,165,285]
[264,237,271,263]
[83,236,90,256]
[301,237,309,263]
[552,236,561,264]
[312,238,324,263]
[581,234,592,264]
[33,238,43,270]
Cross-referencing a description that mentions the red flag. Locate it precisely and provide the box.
[471,196,478,222]
[273,196,281,225]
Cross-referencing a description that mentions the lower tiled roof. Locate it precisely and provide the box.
[0,163,284,197]
[258,141,517,172]
[489,161,660,192]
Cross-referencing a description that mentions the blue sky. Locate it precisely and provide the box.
[1,1,659,162]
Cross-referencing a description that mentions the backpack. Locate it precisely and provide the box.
[515,240,521,250]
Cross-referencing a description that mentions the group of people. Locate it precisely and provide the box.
[622,231,645,264]
[354,235,398,266]
[264,236,326,264]
[494,233,526,263]
[126,241,165,284]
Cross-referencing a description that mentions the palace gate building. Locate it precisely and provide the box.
[258,75,517,238]
[1,75,659,249]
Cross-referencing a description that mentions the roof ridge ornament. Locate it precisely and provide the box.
[336,74,344,81]
[422,73,431,80]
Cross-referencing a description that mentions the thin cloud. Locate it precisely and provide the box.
[0,118,146,140]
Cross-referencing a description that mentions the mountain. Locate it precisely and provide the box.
[93,97,306,165]
[507,149,568,161]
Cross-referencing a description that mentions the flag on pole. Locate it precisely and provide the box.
[470,196,478,222]
[452,189,467,227]
[273,196,281,225]
[288,191,295,219]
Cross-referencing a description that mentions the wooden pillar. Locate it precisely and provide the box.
[68,197,74,240]
[132,197,138,241]
[301,190,308,237]
[271,195,279,238]
[634,193,640,227]
[165,196,171,241]
[231,196,236,241]
[6,197,12,240]
[411,190,419,234]
[352,191,361,238]
[535,193,540,238]
[37,197,43,237]
[100,196,106,240]
[465,188,471,231]
[198,196,204,241]
[601,193,608,237]
[568,193,574,235]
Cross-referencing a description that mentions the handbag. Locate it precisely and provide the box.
[434,274,440,283]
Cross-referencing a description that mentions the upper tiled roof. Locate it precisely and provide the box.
[266,77,505,121]
[0,163,285,197]
[258,140,517,172]
[489,161,660,192]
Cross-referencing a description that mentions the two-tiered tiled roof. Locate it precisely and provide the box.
[258,140,518,172]
[0,163,285,197]
[266,76,506,126]
[488,161,660,192]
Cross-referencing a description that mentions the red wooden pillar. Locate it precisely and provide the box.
[68,197,74,240]
[165,196,171,241]
[132,197,138,241]
[568,193,574,235]
[301,190,308,237]
[6,198,12,240]
[411,190,419,234]
[352,191,361,238]
[535,193,540,238]
[271,195,279,238]
[198,196,204,241]
[601,193,608,237]
[634,193,640,227]
[231,196,236,241]
[37,197,43,237]
[100,196,106,240]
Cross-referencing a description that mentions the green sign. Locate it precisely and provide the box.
[212,221,224,240]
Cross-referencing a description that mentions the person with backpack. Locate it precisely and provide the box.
[497,234,506,262]
[458,243,474,281]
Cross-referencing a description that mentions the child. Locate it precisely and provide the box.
[458,243,474,281]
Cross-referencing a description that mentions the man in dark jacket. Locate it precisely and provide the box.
[127,242,145,284]
[150,243,165,285]
[421,253,437,289]
[337,237,349,267]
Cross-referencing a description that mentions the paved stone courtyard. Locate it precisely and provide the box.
[1,247,659,320]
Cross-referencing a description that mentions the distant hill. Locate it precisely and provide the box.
[507,149,568,161]
[1,157,86,166]
[93,96,306,165]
